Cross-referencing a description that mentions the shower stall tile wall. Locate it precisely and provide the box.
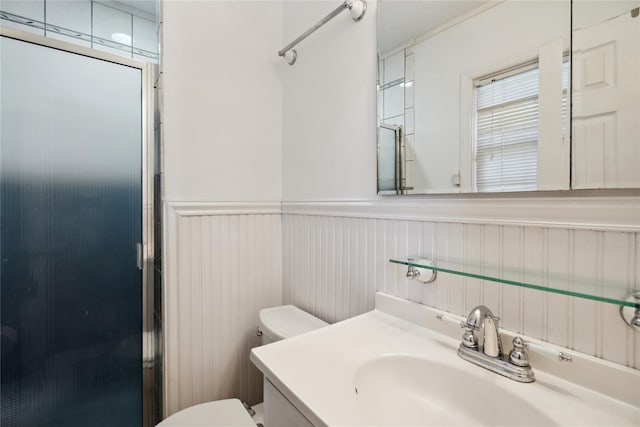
[0,0,159,62]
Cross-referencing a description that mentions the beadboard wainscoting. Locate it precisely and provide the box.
[282,199,640,369]
[163,202,283,416]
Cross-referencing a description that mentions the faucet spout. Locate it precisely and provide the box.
[482,313,501,357]
[462,305,502,358]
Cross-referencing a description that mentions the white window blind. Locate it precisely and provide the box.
[475,64,539,192]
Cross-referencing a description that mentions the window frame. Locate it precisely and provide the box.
[472,59,541,193]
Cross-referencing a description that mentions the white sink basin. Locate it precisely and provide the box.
[252,294,639,427]
[353,354,556,426]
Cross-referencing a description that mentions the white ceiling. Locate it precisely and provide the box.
[378,0,495,54]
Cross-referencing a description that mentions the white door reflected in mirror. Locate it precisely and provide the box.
[572,0,640,189]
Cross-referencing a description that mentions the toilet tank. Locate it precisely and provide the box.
[258,305,328,345]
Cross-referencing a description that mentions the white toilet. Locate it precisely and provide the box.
[157,305,328,426]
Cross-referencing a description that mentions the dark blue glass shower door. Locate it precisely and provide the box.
[1,36,143,426]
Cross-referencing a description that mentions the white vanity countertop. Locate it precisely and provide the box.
[250,293,640,427]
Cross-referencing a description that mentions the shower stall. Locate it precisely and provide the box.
[0,27,157,426]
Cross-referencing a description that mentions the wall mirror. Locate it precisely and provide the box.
[377,0,640,195]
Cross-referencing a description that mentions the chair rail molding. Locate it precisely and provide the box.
[282,196,640,232]
[166,201,282,217]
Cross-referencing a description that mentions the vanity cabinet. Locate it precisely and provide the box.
[264,379,314,427]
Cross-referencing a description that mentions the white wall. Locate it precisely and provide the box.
[282,204,640,369]
[281,0,640,370]
[282,0,377,201]
[162,0,283,417]
[163,0,282,202]
[161,1,640,417]
[164,205,282,414]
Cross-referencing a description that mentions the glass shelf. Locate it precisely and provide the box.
[390,257,639,308]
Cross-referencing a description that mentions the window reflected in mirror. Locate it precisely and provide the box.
[473,58,570,192]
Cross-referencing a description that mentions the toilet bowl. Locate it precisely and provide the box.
[157,305,328,426]
[156,399,255,427]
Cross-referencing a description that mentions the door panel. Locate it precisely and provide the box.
[1,36,142,426]
[572,5,640,188]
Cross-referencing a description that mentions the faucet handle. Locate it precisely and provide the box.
[461,327,479,349]
[508,336,530,367]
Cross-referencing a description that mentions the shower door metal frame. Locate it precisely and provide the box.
[0,26,158,427]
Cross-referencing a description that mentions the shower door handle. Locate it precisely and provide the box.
[136,243,143,270]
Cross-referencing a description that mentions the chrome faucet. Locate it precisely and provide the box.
[461,305,502,358]
[458,305,535,382]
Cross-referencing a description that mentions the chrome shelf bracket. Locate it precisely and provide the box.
[619,291,640,331]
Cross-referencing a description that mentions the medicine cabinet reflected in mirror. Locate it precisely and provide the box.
[376,0,640,195]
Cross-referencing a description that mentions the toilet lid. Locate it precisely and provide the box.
[259,305,328,341]
[156,399,255,426]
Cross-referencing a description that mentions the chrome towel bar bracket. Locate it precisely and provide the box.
[278,0,367,65]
